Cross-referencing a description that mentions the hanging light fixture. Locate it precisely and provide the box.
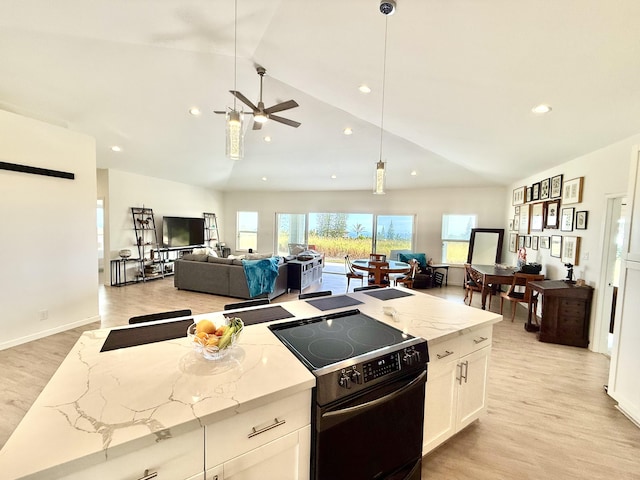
[374,2,394,195]
[225,0,244,160]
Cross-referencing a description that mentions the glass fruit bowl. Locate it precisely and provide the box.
[187,317,244,360]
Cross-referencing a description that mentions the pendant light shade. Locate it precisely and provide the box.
[374,160,386,195]
[226,108,244,160]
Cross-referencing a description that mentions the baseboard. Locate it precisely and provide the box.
[0,315,101,351]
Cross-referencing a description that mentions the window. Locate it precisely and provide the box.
[308,213,373,263]
[237,211,258,251]
[276,213,307,256]
[441,214,477,264]
[374,215,414,258]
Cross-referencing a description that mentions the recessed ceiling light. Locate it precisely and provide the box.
[359,85,372,94]
[331,174,337,179]
[343,128,353,135]
[263,136,272,142]
[188,107,201,116]
[261,176,267,181]
[111,145,122,152]
[531,104,552,114]
[410,170,417,176]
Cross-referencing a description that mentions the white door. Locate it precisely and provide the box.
[423,358,458,454]
[456,347,490,430]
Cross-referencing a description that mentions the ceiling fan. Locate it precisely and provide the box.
[215,66,301,130]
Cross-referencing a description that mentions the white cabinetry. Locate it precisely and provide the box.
[608,145,640,425]
[58,428,204,480]
[423,325,492,454]
[204,390,311,480]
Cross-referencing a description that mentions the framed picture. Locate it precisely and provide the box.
[530,202,545,232]
[540,236,550,249]
[509,233,518,252]
[550,235,562,258]
[562,177,584,205]
[532,236,539,250]
[518,204,530,234]
[518,235,526,249]
[546,200,560,229]
[508,219,514,231]
[515,206,520,214]
[525,187,532,203]
[525,236,532,248]
[513,215,520,231]
[512,186,526,205]
[540,178,551,200]
[576,210,588,230]
[551,174,563,198]
[561,207,575,231]
[531,182,540,201]
[561,236,581,265]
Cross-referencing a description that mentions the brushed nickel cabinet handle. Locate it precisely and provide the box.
[473,336,489,344]
[436,350,455,359]
[248,417,286,438]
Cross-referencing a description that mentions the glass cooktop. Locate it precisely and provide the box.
[268,309,413,370]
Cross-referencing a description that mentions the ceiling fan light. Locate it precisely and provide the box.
[254,112,268,123]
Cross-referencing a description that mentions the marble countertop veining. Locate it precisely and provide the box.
[0,288,500,479]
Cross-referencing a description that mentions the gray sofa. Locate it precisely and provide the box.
[174,254,289,300]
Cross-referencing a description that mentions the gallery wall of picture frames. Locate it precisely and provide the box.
[510,174,587,266]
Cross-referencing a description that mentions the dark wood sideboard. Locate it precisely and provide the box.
[528,280,594,348]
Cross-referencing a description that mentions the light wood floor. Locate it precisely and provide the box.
[1,273,639,479]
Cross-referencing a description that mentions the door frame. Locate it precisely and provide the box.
[593,193,626,354]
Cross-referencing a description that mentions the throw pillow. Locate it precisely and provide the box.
[399,252,428,269]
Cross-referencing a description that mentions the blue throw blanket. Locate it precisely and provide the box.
[242,257,280,298]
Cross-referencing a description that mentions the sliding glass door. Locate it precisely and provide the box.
[374,215,415,258]
[276,213,307,256]
[309,213,374,266]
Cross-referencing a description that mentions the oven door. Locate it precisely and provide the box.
[313,368,426,480]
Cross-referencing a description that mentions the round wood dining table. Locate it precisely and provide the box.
[351,259,411,286]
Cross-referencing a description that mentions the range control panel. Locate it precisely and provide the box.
[363,353,400,383]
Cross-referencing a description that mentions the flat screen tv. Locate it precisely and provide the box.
[162,216,205,248]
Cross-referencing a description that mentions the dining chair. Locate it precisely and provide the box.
[464,263,486,307]
[369,260,391,286]
[394,259,418,288]
[369,253,387,261]
[128,309,192,325]
[500,273,545,322]
[224,298,270,310]
[344,255,365,292]
[299,290,332,300]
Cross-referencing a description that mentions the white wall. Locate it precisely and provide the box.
[105,169,223,284]
[0,110,99,349]
[505,133,640,352]
[223,186,508,285]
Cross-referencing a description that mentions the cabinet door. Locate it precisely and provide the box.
[423,359,458,454]
[223,428,309,480]
[456,346,490,430]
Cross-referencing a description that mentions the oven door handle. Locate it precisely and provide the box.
[322,370,426,419]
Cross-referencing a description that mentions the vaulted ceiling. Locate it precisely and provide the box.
[2,0,640,192]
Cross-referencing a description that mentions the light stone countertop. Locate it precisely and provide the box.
[0,288,501,479]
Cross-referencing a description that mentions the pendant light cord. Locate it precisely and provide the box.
[233,0,238,111]
[379,16,388,161]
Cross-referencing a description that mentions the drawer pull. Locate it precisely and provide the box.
[436,350,455,359]
[248,417,286,438]
[138,469,158,480]
[473,336,489,344]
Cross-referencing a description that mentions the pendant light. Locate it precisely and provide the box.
[373,10,391,195]
[225,0,244,160]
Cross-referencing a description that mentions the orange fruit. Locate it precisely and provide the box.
[215,325,228,337]
[195,320,216,335]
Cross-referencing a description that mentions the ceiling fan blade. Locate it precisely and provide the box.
[252,121,263,130]
[213,110,226,114]
[264,100,299,115]
[269,114,301,128]
[230,90,258,112]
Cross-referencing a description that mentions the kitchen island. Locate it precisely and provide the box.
[0,288,501,479]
